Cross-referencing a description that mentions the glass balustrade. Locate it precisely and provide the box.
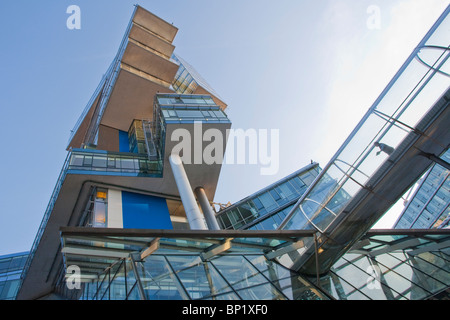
[68,149,163,176]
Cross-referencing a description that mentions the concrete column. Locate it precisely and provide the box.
[169,154,207,230]
[195,187,221,230]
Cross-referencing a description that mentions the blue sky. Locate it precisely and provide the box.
[0,0,448,255]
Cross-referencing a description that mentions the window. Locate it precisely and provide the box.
[289,177,305,191]
[269,189,281,201]
[258,216,277,230]
[252,198,264,211]
[219,214,232,229]
[258,192,277,211]
[93,188,108,228]
[176,110,204,118]
[238,202,258,223]
[300,171,317,185]
[213,110,226,118]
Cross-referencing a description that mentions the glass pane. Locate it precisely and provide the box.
[97,272,110,300]
[125,260,138,298]
[417,251,450,272]
[70,154,84,167]
[202,292,240,300]
[248,255,291,280]
[110,263,127,300]
[92,156,107,168]
[278,276,324,300]
[258,192,277,211]
[166,256,231,299]
[138,256,187,300]
[211,256,267,290]
[236,283,286,300]
[93,201,107,228]
[127,283,142,300]
[238,202,258,222]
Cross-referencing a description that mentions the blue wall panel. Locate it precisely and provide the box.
[122,191,173,229]
[119,130,130,153]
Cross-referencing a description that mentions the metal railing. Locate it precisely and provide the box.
[68,149,163,176]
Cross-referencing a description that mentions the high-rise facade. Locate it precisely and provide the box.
[394,149,449,229]
[0,252,28,300]
[216,163,321,231]
[17,5,231,300]
[6,5,450,301]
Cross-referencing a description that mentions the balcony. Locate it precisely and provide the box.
[68,149,163,177]
[155,93,230,124]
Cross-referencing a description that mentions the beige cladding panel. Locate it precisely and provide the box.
[107,189,124,228]
[67,92,101,150]
[163,122,232,201]
[100,69,174,132]
[193,85,227,110]
[129,24,175,59]
[96,125,120,152]
[133,6,178,43]
[122,41,179,84]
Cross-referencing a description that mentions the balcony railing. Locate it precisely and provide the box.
[20,147,163,288]
[155,93,230,124]
[68,149,163,176]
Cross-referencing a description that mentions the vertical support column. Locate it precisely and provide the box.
[169,154,207,230]
[195,187,221,230]
[129,254,146,300]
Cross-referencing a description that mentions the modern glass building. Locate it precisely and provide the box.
[394,149,450,229]
[322,230,450,300]
[2,5,449,301]
[216,163,321,230]
[0,252,28,300]
[54,229,449,301]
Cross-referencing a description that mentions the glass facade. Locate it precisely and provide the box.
[395,149,450,229]
[68,149,163,177]
[171,54,223,102]
[56,228,450,300]
[16,5,450,301]
[279,6,450,237]
[217,164,320,230]
[0,252,28,300]
[58,229,329,300]
[128,120,148,155]
[155,94,229,124]
[78,254,327,300]
[22,147,165,290]
[281,172,352,232]
[317,231,450,300]
[80,188,108,228]
[172,55,198,94]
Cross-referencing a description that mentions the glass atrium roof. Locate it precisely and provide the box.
[60,228,316,281]
[59,228,449,300]
[324,229,450,300]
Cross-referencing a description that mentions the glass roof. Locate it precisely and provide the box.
[349,229,450,256]
[60,228,315,281]
[323,229,450,300]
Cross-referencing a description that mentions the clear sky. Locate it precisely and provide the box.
[0,0,448,255]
